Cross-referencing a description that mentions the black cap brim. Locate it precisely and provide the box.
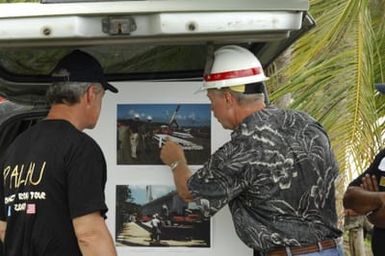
[375,83,385,94]
[103,81,119,93]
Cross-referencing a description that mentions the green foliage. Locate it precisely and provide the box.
[116,186,140,236]
[269,0,385,183]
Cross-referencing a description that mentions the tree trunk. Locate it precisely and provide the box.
[345,214,367,256]
[270,48,292,108]
[348,227,366,256]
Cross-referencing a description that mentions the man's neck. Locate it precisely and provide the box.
[46,104,85,131]
[234,101,265,127]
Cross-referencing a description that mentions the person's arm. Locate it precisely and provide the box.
[160,139,193,202]
[0,220,6,242]
[172,160,193,202]
[343,186,384,214]
[73,212,117,256]
[366,204,385,228]
[344,174,385,227]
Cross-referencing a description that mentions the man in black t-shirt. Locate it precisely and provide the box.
[0,50,118,256]
[344,83,385,256]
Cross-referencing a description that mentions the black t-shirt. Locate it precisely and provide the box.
[349,149,385,256]
[0,120,108,256]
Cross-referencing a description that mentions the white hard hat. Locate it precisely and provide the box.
[134,113,140,119]
[198,45,268,92]
[147,116,152,121]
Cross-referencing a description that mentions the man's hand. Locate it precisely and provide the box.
[160,138,186,166]
[361,174,379,192]
[355,174,385,227]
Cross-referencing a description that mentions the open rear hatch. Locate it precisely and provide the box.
[0,0,314,104]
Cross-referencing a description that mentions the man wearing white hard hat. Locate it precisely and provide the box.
[161,45,343,255]
[344,83,385,256]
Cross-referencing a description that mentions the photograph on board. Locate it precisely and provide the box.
[115,184,211,248]
[117,104,211,165]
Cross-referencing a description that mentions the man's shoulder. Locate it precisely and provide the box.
[249,107,315,126]
[36,120,102,153]
[266,107,314,119]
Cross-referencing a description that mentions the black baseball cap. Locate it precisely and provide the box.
[51,50,118,93]
[375,83,385,94]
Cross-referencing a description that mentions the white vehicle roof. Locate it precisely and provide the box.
[0,0,314,104]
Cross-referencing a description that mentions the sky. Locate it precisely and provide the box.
[127,184,175,205]
[117,104,211,127]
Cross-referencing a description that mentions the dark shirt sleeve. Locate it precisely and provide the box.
[66,137,108,219]
[187,140,250,216]
[349,149,385,187]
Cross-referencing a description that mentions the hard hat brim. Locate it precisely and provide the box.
[195,75,269,94]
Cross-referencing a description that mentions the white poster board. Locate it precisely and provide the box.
[87,81,252,256]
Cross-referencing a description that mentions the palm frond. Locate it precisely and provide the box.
[268,0,383,183]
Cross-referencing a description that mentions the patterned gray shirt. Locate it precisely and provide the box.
[187,107,342,252]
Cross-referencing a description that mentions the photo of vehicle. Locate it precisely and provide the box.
[116,184,211,247]
[117,104,211,165]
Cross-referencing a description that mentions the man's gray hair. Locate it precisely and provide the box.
[230,91,265,105]
[46,82,103,105]
[211,88,265,105]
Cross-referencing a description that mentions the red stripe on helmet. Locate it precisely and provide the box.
[204,67,262,82]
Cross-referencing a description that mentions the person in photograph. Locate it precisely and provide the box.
[161,204,170,221]
[118,122,131,163]
[160,45,343,255]
[130,113,141,159]
[140,115,153,153]
[150,213,162,243]
[0,50,118,256]
[343,83,385,256]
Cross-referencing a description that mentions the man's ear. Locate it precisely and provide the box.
[85,84,96,105]
[224,91,235,105]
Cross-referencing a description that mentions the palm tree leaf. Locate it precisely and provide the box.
[268,0,382,180]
